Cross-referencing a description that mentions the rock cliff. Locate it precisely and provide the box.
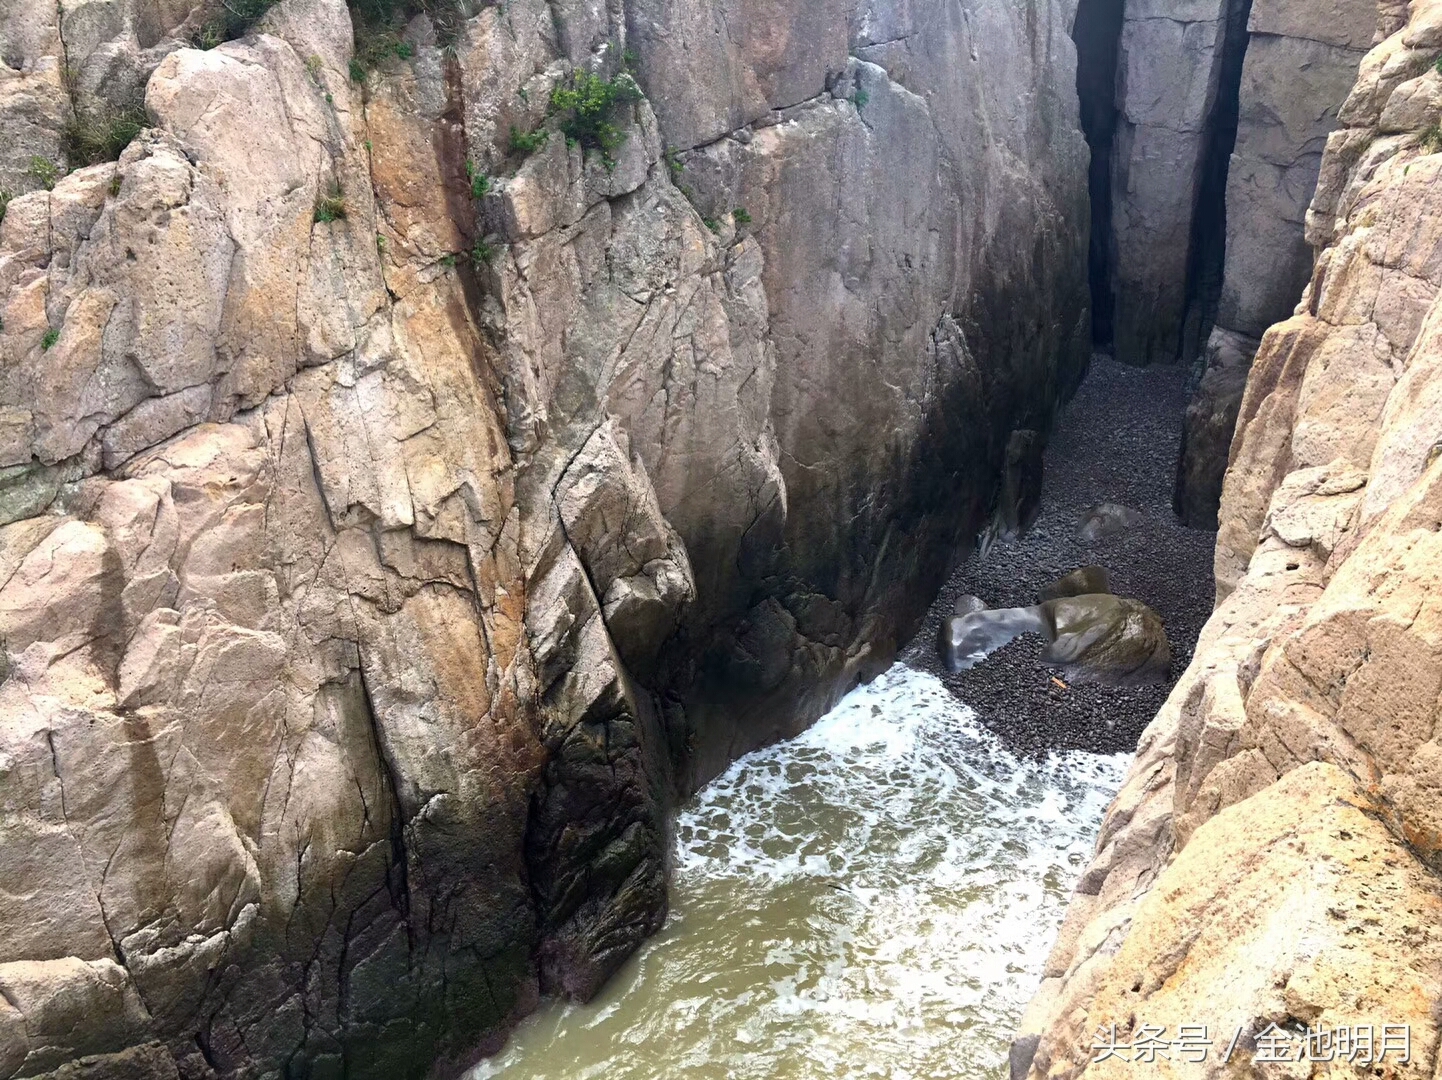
[0,0,1089,1075]
[1019,1,1442,1074]
[1173,0,1375,527]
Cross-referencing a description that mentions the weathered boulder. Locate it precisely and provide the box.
[1075,502,1142,541]
[1105,0,1251,366]
[1040,595,1171,686]
[1039,565,1112,601]
[0,0,1092,1072]
[0,0,70,194]
[1172,0,1373,524]
[1215,0,1375,341]
[1173,328,1256,528]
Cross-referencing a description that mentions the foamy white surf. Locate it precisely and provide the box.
[471,664,1129,1080]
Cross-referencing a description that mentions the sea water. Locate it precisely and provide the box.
[470,664,1128,1080]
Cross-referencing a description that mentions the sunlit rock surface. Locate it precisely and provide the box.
[0,0,1089,1073]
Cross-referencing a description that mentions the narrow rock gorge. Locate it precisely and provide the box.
[4,0,1441,1072]
[0,0,1088,1075]
[1018,0,1442,1075]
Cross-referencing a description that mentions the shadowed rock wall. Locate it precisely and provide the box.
[0,0,1089,1075]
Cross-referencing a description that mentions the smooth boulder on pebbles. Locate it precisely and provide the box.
[1075,502,1142,541]
[938,594,998,662]
[1038,594,1171,686]
[954,594,988,615]
[940,605,1051,672]
[1039,565,1112,601]
[939,593,1170,686]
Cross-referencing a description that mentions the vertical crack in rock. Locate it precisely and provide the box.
[1176,0,1253,367]
[1072,0,1125,349]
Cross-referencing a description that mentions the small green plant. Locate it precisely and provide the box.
[1435,56,1442,76]
[306,54,324,79]
[666,148,683,178]
[352,30,413,75]
[853,88,869,111]
[194,0,280,48]
[548,70,641,161]
[1421,124,1442,154]
[702,216,720,234]
[731,207,751,225]
[621,47,640,70]
[469,239,496,265]
[364,139,373,152]
[314,182,347,222]
[27,156,60,190]
[518,86,530,104]
[349,0,415,82]
[109,174,121,196]
[0,190,10,224]
[63,105,148,167]
[41,328,59,350]
[439,253,456,268]
[376,233,387,252]
[464,160,491,198]
[509,126,549,154]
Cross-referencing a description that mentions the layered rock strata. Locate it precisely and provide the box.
[0,0,1090,1075]
[1020,2,1442,1075]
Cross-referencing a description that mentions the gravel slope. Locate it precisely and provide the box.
[899,357,1217,756]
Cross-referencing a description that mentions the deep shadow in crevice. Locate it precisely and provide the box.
[1072,0,1125,349]
[1177,0,1254,365]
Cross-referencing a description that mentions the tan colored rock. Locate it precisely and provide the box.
[1032,764,1442,1080]
[0,0,1091,1073]
[1024,6,1442,1076]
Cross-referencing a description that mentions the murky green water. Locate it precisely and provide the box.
[471,665,1127,1080]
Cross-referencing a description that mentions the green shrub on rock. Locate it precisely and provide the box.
[548,70,641,161]
[193,0,280,48]
[314,183,347,223]
[63,106,148,167]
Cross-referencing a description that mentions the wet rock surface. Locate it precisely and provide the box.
[903,357,1217,757]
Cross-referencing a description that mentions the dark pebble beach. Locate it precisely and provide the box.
[900,356,1218,757]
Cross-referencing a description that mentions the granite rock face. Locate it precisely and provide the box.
[1172,0,1374,527]
[1105,0,1251,367]
[1020,3,1442,1075]
[1215,0,1375,342]
[0,0,1089,1074]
